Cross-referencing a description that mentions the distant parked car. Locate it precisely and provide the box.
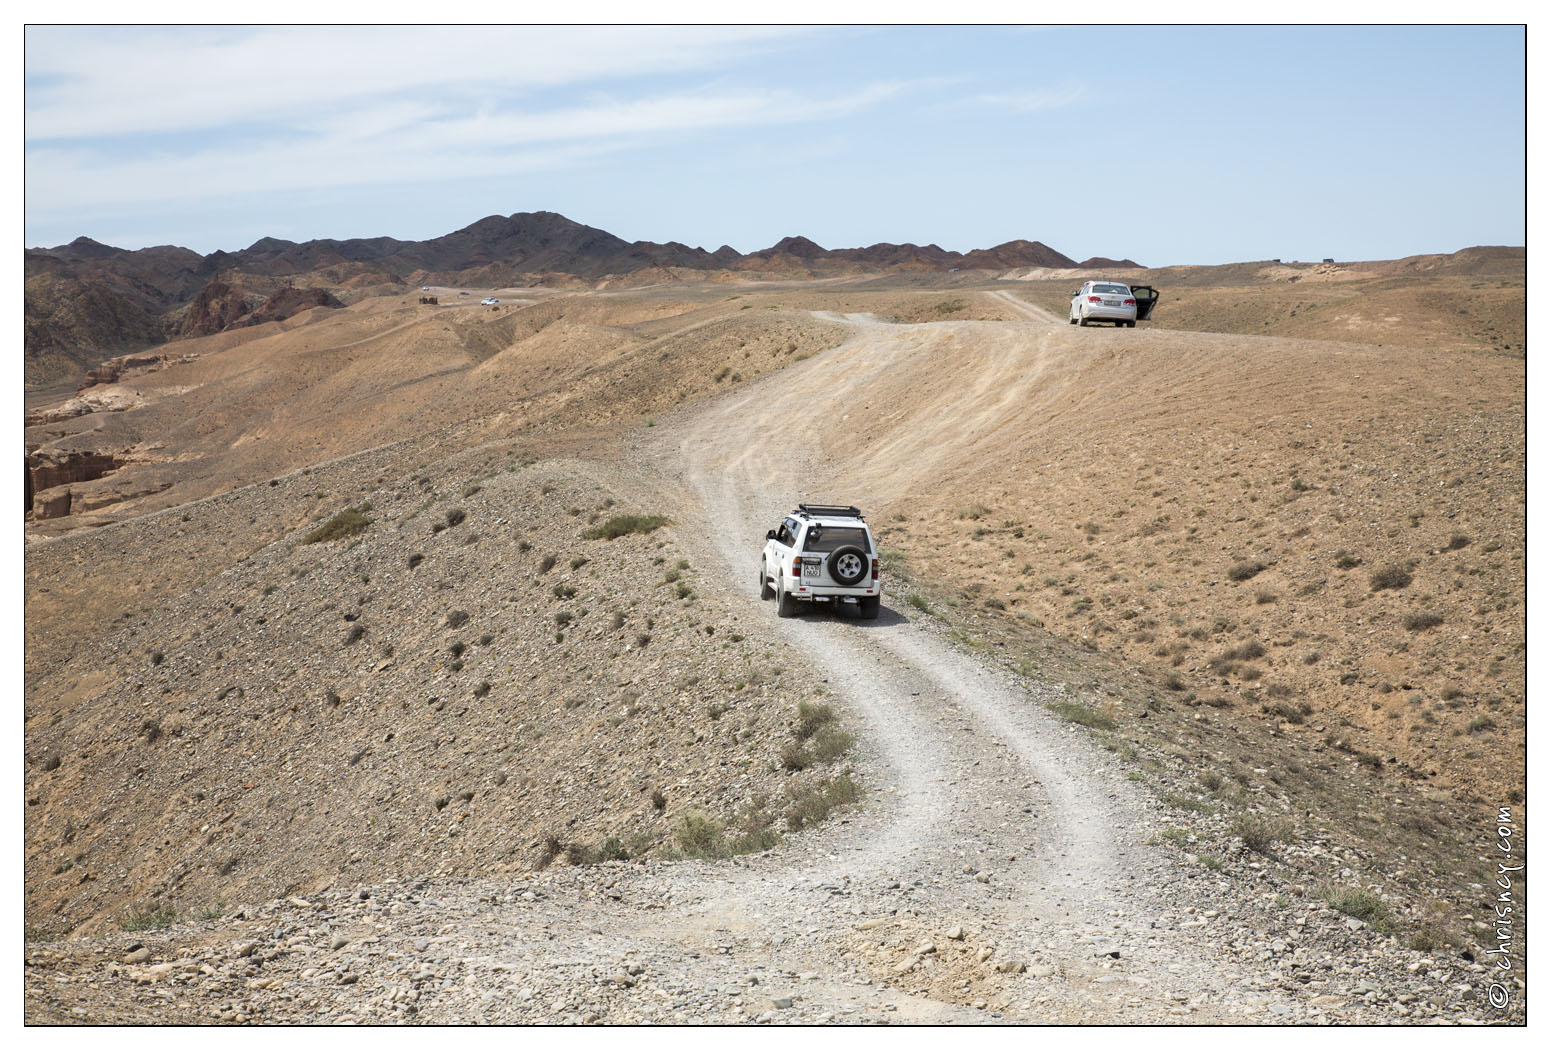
[480,297,500,306]
[1069,281,1136,327]
[421,285,431,291]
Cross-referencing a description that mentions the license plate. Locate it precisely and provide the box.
[804,560,822,576]
[1104,298,1120,306]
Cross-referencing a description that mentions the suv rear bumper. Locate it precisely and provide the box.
[792,583,881,599]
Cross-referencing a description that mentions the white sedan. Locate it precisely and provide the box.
[480,297,500,306]
[1069,281,1137,327]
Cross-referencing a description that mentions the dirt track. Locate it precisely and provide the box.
[626,307,1356,1021]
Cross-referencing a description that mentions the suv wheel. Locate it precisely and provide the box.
[858,595,881,620]
[828,546,868,586]
[776,578,799,618]
[759,563,774,600]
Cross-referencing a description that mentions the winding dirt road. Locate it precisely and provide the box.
[617,307,1333,1022]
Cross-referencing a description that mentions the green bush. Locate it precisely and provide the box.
[1232,815,1293,856]
[785,775,860,830]
[304,508,371,544]
[673,812,727,859]
[1324,885,1393,930]
[796,701,838,741]
[583,514,670,540]
[1047,699,1117,730]
[121,902,179,931]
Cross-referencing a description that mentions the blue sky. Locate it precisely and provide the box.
[23,25,1526,266]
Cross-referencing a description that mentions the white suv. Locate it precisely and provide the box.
[759,504,882,619]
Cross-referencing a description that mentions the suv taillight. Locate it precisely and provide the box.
[792,555,803,577]
[871,558,879,580]
[1088,296,1102,304]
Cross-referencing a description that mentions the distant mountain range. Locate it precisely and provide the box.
[31,210,1123,281]
[24,210,1137,387]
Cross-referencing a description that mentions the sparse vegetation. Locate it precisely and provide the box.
[1324,885,1393,931]
[673,811,727,859]
[584,514,669,540]
[1232,815,1294,856]
[1227,560,1267,581]
[784,774,861,830]
[120,902,179,931]
[1402,610,1444,631]
[1370,565,1413,591]
[1046,699,1117,730]
[303,507,372,544]
[780,701,855,770]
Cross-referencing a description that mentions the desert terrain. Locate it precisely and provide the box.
[24,247,1525,1023]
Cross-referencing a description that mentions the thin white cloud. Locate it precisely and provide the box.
[25,26,814,141]
[965,86,1085,112]
[25,82,917,216]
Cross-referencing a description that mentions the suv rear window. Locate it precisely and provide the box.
[802,526,870,553]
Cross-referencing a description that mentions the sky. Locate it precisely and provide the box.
[22,24,1527,266]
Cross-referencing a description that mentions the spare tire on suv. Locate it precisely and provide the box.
[760,503,884,621]
[827,545,868,586]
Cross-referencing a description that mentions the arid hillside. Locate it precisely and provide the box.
[1006,247,1525,355]
[24,289,845,545]
[25,255,1524,969]
[24,446,855,937]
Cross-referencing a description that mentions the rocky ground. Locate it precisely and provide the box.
[24,268,1526,1024]
[24,590,1520,1023]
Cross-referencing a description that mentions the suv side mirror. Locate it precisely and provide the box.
[766,529,777,540]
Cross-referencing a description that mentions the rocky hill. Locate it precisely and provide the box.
[24,212,1091,388]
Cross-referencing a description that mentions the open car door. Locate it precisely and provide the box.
[1130,285,1160,321]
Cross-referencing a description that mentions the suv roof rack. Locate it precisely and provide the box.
[795,503,864,520]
